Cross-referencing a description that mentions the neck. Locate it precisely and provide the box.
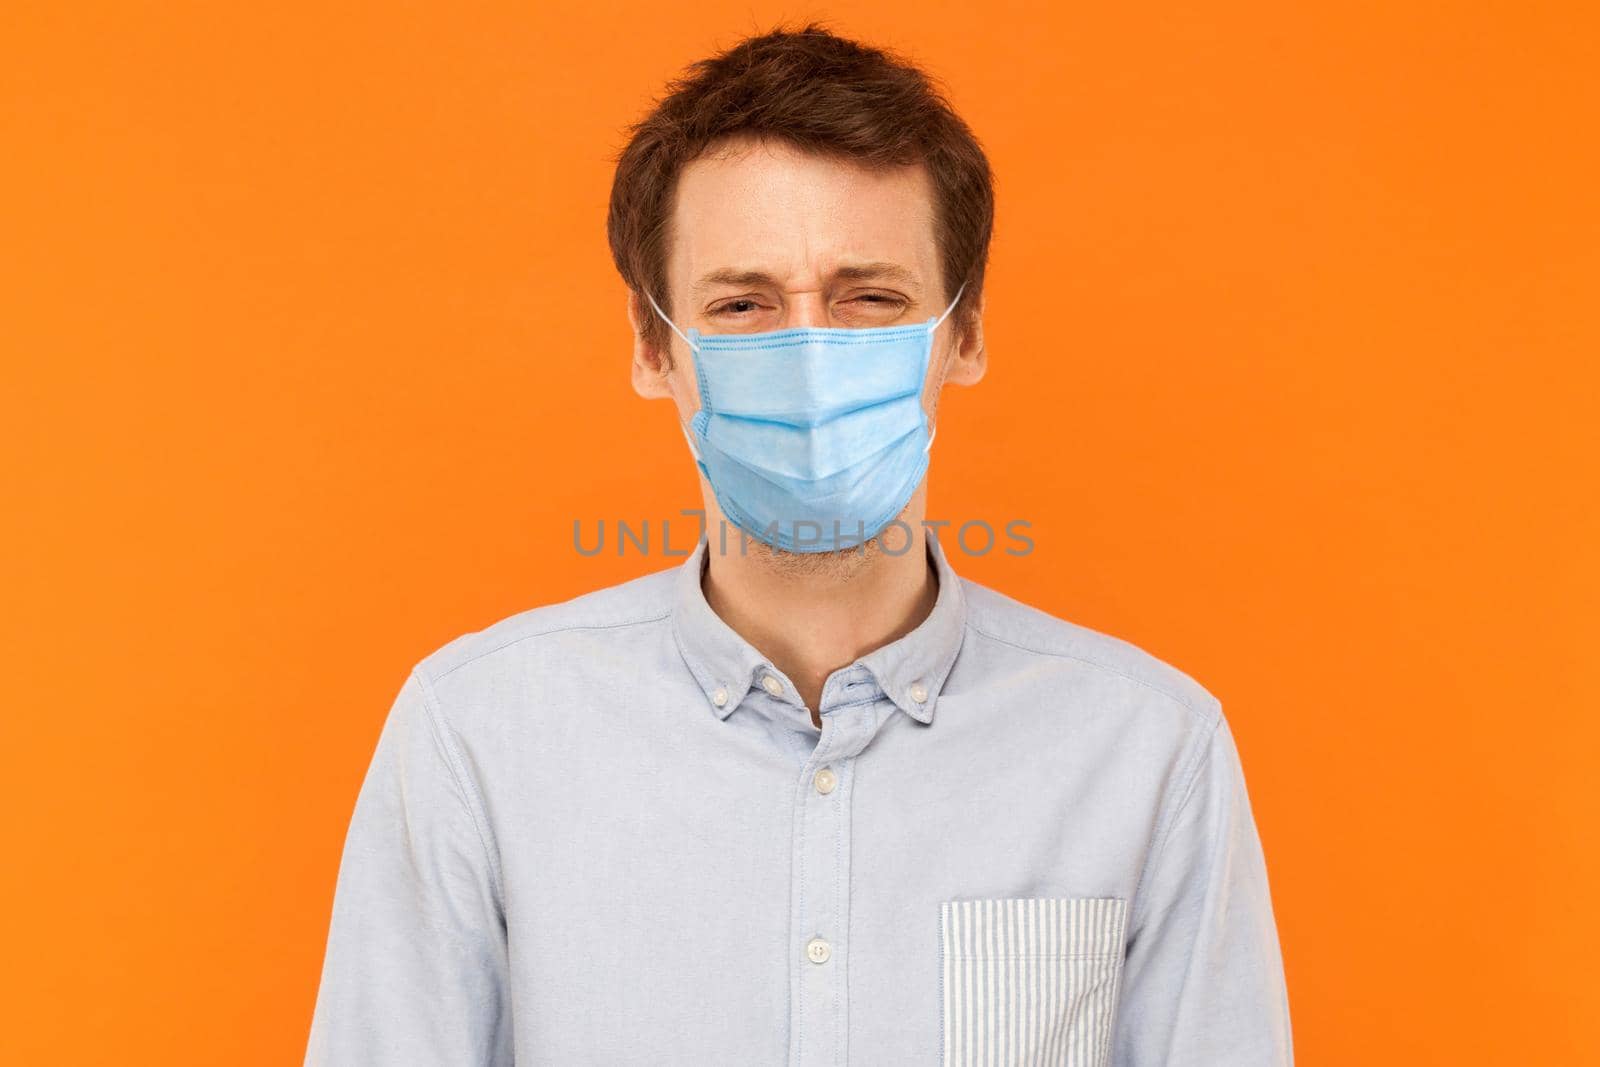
[701,515,938,727]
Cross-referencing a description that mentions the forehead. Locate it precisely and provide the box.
[668,136,939,293]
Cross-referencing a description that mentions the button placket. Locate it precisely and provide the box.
[787,703,875,1066]
[785,670,905,1065]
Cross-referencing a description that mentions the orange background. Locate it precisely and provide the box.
[3,3,1596,1063]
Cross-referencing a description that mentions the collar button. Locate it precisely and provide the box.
[908,680,929,704]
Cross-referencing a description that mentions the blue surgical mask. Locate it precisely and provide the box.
[646,281,966,553]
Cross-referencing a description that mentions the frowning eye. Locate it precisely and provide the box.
[705,292,908,324]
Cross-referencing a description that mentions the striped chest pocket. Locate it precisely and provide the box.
[940,897,1129,1067]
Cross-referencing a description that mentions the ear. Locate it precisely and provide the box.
[942,289,987,387]
[628,290,675,400]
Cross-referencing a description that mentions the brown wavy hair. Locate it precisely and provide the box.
[607,22,995,360]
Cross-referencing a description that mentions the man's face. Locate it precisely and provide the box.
[632,133,984,565]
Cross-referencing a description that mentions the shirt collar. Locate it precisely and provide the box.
[670,532,969,725]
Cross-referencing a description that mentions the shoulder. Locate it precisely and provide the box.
[411,562,681,691]
[958,575,1222,732]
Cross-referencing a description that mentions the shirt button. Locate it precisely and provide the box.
[813,767,837,794]
[909,680,929,703]
[805,937,831,964]
[761,674,783,697]
[711,686,729,707]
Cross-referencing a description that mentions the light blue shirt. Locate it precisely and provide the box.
[305,533,1293,1065]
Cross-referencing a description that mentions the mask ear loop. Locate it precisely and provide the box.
[644,290,708,461]
[644,290,701,354]
[678,420,703,462]
[923,280,968,453]
[929,280,968,333]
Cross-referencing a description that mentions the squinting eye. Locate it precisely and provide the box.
[713,299,761,315]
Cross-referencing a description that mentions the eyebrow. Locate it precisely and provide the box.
[691,261,921,295]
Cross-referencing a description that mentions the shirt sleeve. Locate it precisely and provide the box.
[1112,708,1294,1066]
[304,668,514,1066]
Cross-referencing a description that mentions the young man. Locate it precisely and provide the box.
[305,24,1293,1066]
